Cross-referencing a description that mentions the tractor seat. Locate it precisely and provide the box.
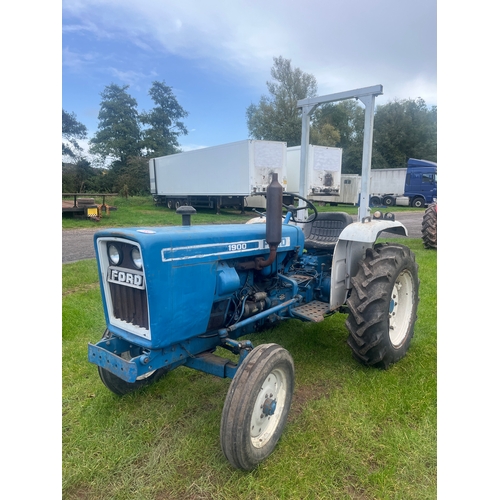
[303,212,353,250]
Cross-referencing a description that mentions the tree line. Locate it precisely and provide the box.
[63,57,437,194]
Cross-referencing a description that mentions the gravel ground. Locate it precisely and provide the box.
[62,211,425,263]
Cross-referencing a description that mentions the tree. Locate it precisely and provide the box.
[140,81,189,157]
[373,98,437,167]
[89,84,142,165]
[113,156,151,196]
[246,56,317,147]
[62,110,87,160]
[311,100,366,173]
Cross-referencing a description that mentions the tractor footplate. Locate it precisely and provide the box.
[292,301,331,322]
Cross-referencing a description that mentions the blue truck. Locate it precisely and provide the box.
[369,158,437,208]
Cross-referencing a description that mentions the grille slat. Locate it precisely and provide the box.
[110,283,149,330]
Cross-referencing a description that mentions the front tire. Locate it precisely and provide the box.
[345,244,419,369]
[412,197,425,208]
[220,344,294,470]
[97,331,169,396]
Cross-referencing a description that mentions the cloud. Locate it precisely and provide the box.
[63,0,436,103]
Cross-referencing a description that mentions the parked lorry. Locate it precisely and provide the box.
[149,139,290,212]
[286,145,342,201]
[87,85,420,471]
[368,158,437,208]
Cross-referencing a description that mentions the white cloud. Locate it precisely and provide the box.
[63,0,437,103]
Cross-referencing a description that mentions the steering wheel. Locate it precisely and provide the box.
[282,192,318,224]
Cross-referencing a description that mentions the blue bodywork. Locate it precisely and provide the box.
[88,221,320,381]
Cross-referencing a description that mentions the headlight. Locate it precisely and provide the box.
[131,247,143,270]
[108,244,122,265]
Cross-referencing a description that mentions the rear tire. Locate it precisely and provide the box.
[382,195,395,206]
[422,203,437,249]
[220,344,294,470]
[345,244,419,369]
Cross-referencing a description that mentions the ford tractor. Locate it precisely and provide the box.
[87,85,420,470]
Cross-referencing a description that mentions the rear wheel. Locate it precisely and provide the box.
[220,344,294,470]
[97,331,169,396]
[422,202,437,249]
[382,195,395,206]
[345,244,419,369]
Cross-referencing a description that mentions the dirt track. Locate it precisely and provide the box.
[62,211,425,264]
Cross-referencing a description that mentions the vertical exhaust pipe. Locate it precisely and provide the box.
[256,173,282,269]
[236,173,283,271]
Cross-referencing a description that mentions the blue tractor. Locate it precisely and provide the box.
[88,173,419,470]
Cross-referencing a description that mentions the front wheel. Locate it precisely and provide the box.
[412,197,425,208]
[97,331,169,396]
[220,344,294,470]
[345,244,419,369]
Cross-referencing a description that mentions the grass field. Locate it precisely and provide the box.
[62,194,424,229]
[62,218,436,499]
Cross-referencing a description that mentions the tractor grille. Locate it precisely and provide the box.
[97,237,151,337]
[109,282,149,330]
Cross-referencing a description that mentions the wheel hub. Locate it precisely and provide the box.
[250,369,286,448]
[262,397,277,416]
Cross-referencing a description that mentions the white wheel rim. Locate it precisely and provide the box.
[388,269,414,347]
[122,351,155,380]
[250,367,287,449]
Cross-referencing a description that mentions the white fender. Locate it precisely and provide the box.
[329,220,408,310]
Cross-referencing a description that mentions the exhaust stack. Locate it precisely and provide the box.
[256,173,282,269]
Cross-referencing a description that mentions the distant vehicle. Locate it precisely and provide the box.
[286,145,342,201]
[369,159,437,208]
[148,140,290,213]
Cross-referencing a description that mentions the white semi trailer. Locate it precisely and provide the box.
[149,140,290,213]
[286,145,342,201]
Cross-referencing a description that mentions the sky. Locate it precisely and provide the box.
[62,0,437,154]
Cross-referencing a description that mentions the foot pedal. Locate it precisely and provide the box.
[291,301,331,322]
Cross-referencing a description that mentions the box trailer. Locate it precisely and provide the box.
[149,140,288,212]
[286,145,342,200]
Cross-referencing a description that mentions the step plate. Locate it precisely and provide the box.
[292,301,331,322]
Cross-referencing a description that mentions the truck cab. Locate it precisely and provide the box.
[404,158,437,207]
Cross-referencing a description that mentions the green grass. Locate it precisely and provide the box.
[62,235,436,499]
[62,195,424,229]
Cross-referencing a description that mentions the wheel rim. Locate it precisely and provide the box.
[388,269,415,347]
[250,367,287,449]
[122,351,156,380]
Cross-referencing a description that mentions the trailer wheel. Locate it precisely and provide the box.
[220,344,294,470]
[345,243,419,369]
[97,331,169,396]
[167,199,173,209]
[370,196,381,207]
[422,202,437,249]
[382,195,395,206]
